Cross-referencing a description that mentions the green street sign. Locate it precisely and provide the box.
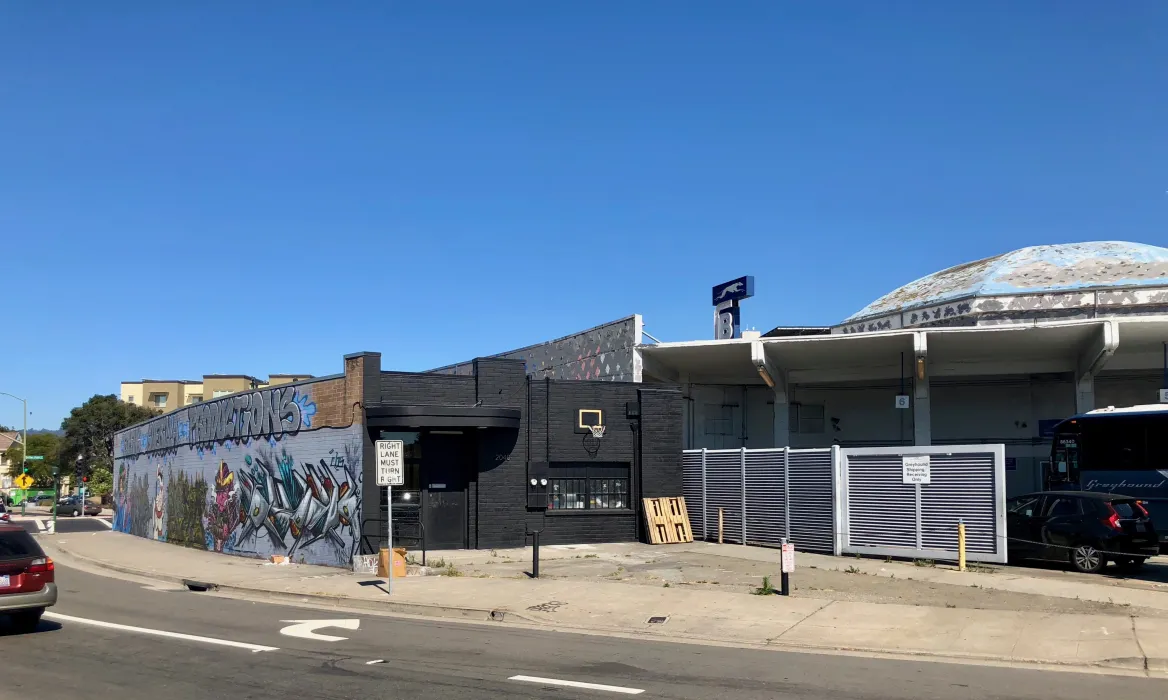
[25,456,44,461]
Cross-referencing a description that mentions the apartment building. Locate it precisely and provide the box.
[121,373,313,413]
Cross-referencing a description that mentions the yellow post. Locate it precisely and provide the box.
[718,508,724,544]
[958,520,967,572]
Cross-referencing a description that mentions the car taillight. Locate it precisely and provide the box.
[1135,501,1151,518]
[27,557,53,574]
[1103,504,1123,531]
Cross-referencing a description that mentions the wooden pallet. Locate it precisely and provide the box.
[643,496,694,544]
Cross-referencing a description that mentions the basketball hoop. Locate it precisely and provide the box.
[588,425,606,439]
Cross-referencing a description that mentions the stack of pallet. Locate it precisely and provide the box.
[642,496,694,544]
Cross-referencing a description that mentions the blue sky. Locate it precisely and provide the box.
[1,2,1166,429]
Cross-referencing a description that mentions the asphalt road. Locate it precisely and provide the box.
[11,516,111,535]
[1,562,1164,699]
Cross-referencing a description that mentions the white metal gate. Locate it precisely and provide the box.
[839,445,1006,564]
[682,444,1006,563]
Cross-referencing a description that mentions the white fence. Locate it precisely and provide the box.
[681,444,1007,563]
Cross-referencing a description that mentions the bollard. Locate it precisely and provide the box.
[526,528,541,578]
[718,508,724,544]
[958,520,967,572]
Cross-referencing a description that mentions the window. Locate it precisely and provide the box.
[212,390,232,398]
[789,403,825,434]
[1045,497,1080,517]
[547,462,630,510]
[187,395,203,404]
[1007,496,1040,517]
[150,393,168,408]
[127,395,135,404]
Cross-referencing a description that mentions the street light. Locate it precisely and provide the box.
[0,392,28,515]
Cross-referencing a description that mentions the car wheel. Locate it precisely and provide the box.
[72,509,80,517]
[10,608,44,633]
[1116,558,1146,573]
[1070,544,1105,574]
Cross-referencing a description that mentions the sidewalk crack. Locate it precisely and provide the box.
[771,599,835,643]
[1130,614,1149,675]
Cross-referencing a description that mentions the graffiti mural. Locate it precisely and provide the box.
[112,384,363,567]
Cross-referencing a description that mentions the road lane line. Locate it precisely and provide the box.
[43,612,279,653]
[508,675,644,695]
[95,518,113,529]
[34,519,46,532]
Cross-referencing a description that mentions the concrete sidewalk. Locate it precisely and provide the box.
[41,531,1168,675]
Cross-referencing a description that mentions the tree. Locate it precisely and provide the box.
[3,432,61,486]
[59,395,159,487]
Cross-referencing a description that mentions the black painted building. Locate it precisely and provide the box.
[352,352,682,552]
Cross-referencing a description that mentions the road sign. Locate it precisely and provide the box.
[375,440,405,486]
[781,542,795,573]
[14,474,33,490]
[24,456,44,461]
[902,455,932,484]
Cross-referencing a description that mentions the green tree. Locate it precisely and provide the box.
[3,432,61,486]
[59,395,159,485]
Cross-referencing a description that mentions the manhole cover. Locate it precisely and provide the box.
[647,616,669,624]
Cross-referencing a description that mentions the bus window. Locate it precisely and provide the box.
[1051,433,1080,485]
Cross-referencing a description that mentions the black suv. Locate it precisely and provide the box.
[1007,491,1158,574]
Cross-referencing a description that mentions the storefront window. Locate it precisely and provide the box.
[546,462,631,510]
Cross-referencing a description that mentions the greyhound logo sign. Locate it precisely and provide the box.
[712,276,755,340]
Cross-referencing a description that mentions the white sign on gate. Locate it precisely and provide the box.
[376,440,405,486]
[901,455,931,484]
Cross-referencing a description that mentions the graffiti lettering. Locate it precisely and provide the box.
[119,386,307,458]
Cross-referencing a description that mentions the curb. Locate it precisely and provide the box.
[41,540,1167,677]
[44,540,533,625]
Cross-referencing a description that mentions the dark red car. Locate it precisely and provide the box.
[0,525,56,631]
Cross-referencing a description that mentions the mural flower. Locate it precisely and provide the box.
[293,393,317,429]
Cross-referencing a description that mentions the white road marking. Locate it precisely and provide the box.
[43,612,279,653]
[279,618,360,642]
[509,675,644,695]
[365,659,384,665]
[33,519,46,532]
[94,518,113,529]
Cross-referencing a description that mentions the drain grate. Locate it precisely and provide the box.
[647,616,669,624]
[490,610,506,622]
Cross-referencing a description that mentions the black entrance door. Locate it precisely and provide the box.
[423,432,471,549]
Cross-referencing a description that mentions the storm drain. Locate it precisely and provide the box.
[647,616,669,625]
[182,579,217,592]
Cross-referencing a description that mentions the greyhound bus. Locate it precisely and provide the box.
[1046,404,1168,550]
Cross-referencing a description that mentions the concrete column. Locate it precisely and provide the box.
[913,333,931,446]
[1074,321,1119,415]
[773,389,791,448]
[751,340,790,448]
[1075,373,1095,414]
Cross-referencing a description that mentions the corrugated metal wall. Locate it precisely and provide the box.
[682,445,1005,562]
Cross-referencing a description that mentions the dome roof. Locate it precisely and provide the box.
[845,241,1168,323]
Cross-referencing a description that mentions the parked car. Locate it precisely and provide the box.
[33,494,56,505]
[1007,491,1158,574]
[0,524,56,631]
[0,503,9,523]
[53,497,101,517]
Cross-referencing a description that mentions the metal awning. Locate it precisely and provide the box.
[639,318,1168,384]
[365,405,521,429]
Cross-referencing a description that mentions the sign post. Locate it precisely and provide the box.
[375,440,405,595]
[780,538,794,596]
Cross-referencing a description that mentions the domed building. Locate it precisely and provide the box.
[837,242,1168,334]
[639,241,1168,496]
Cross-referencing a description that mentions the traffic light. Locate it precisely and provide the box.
[22,467,27,474]
[81,476,88,483]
